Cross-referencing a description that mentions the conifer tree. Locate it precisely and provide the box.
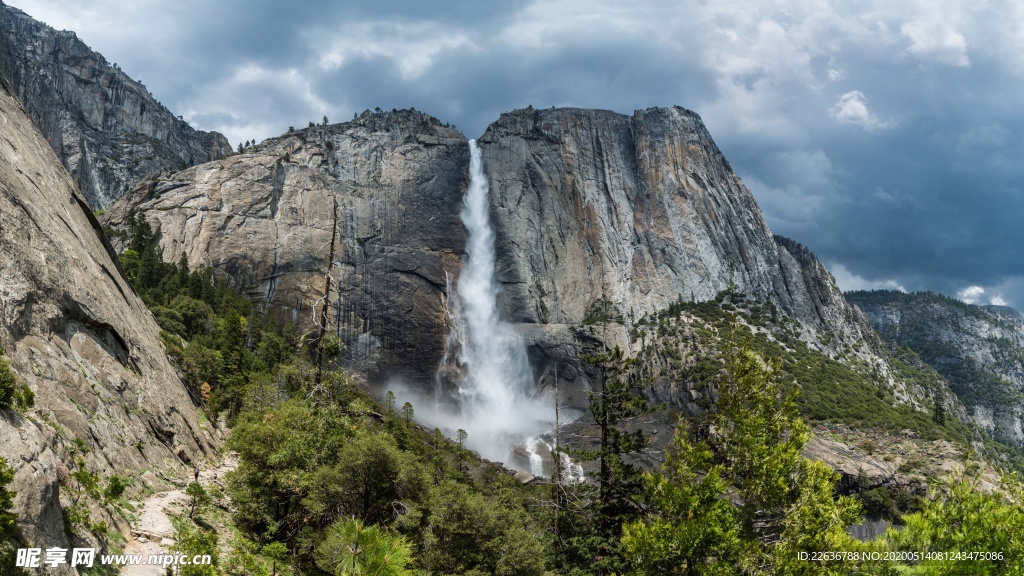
[622,335,865,575]
[558,345,652,574]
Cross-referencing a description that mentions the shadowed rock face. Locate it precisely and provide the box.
[103,110,469,383]
[0,73,217,560]
[0,1,231,208]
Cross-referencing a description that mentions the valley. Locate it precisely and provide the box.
[1,2,1024,574]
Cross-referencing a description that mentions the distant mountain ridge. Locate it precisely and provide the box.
[0,0,231,208]
[847,289,1024,447]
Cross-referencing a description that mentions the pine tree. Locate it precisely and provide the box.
[560,345,652,574]
[622,335,865,575]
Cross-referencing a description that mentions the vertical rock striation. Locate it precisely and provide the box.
[103,105,931,416]
[0,70,217,561]
[103,110,468,383]
[0,1,231,208]
[479,107,873,349]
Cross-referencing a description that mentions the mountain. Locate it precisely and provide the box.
[0,70,217,560]
[103,109,468,384]
[477,107,896,402]
[100,106,956,430]
[847,290,1024,447]
[0,1,232,209]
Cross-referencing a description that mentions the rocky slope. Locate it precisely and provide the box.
[0,1,231,209]
[0,71,218,567]
[848,290,1024,446]
[103,109,468,383]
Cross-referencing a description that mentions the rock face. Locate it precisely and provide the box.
[479,107,889,397]
[102,106,940,412]
[0,72,217,563]
[848,290,1024,446]
[479,108,863,332]
[103,110,468,382]
[0,1,231,208]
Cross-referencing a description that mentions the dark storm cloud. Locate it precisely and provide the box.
[11,0,1024,306]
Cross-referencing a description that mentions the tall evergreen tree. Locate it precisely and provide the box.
[622,336,865,575]
[557,345,652,574]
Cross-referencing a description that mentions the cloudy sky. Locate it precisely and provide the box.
[11,0,1024,306]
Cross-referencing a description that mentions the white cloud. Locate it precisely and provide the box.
[958,285,985,304]
[901,19,970,66]
[315,22,475,81]
[956,285,1012,307]
[828,91,892,130]
[829,263,906,292]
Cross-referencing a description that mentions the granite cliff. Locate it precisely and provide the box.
[101,106,950,420]
[0,71,217,567]
[103,109,468,383]
[477,107,890,403]
[848,290,1024,447]
[0,1,231,209]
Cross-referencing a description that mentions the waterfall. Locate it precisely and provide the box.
[435,139,542,463]
[524,437,545,477]
[455,140,536,419]
[420,139,583,480]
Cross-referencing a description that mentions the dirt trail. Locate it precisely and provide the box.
[120,455,237,576]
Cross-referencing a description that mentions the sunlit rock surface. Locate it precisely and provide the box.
[0,72,218,560]
[103,110,468,383]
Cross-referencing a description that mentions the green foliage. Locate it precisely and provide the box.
[186,482,211,520]
[103,474,130,502]
[261,541,289,574]
[314,517,412,576]
[563,345,653,573]
[227,398,356,541]
[0,354,18,410]
[67,443,101,506]
[115,214,301,423]
[172,520,219,576]
[0,456,25,575]
[770,459,865,575]
[621,425,741,575]
[0,351,33,412]
[0,457,15,536]
[715,345,810,537]
[420,480,546,576]
[622,340,866,575]
[303,432,428,527]
[877,468,1024,574]
[630,294,966,443]
[847,290,1021,414]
